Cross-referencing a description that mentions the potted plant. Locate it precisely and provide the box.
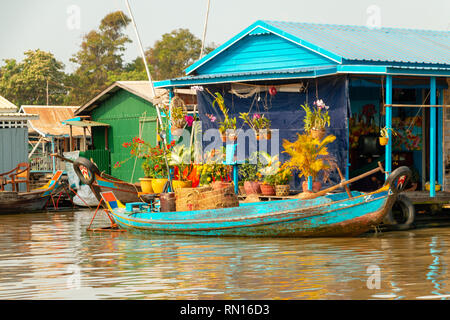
[379,127,397,146]
[118,137,173,194]
[211,92,238,142]
[301,99,331,141]
[274,166,292,196]
[169,144,194,190]
[282,133,336,193]
[198,149,232,189]
[239,162,261,195]
[170,95,187,136]
[257,152,280,195]
[239,112,272,140]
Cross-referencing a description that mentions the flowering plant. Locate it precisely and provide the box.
[301,99,331,132]
[170,95,187,128]
[239,112,271,132]
[197,149,231,186]
[168,144,194,181]
[115,137,174,178]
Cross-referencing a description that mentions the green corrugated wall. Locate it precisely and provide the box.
[89,89,158,183]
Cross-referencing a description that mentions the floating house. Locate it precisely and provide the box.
[74,81,196,182]
[155,20,450,200]
[0,96,38,188]
[19,105,84,172]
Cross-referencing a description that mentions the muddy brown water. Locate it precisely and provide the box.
[0,209,449,300]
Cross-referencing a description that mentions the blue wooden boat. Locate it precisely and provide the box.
[98,166,411,237]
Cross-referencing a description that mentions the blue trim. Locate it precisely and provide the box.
[385,75,392,178]
[307,176,313,191]
[430,77,437,197]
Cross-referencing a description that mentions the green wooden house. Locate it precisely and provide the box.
[74,81,196,183]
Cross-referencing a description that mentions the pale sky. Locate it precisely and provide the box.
[0,0,449,72]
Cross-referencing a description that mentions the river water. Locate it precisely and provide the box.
[1,209,450,300]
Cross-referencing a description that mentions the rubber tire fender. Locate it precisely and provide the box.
[385,166,412,194]
[383,194,415,231]
[73,157,100,186]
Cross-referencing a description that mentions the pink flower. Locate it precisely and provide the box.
[253,113,261,120]
[185,115,194,127]
[206,114,216,122]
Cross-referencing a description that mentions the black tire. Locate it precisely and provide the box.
[383,194,415,231]
[73,157,100,186]
[385,166,412,194]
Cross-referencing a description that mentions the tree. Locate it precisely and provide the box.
[146,28,216,80]
[0,49,67,106]
[66,11,131,105]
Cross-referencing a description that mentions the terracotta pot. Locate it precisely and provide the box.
[211,181,231,190]
[310,128,326,141]
[379,137,389,146]
[260,183,275,196]
[139,178,153,194]
[152,178,168,194]
[244,181,261,195]
[238,186,246,195]
[172,180,192,191]
[302,180,322,192]
[259,130,272,140]
[171,127,184,137]
[275,185,290,196]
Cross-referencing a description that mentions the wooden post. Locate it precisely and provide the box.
[83,127,87,151]
[430,77,437,197]
[69,125,73,152]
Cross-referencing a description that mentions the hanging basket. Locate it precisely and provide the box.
[310,128,326,141]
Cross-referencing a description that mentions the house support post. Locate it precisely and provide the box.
[430,77,437,197]
[385,75,393,179]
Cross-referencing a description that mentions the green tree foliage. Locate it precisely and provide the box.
[0,49,67,106]
[146,28,216,80]
[65,11,131,105]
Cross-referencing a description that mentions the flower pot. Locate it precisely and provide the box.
[275,185,290,196]
[310,128,326,141]
[259,130,272,140]
[379,137,389,146]
[239,186,246,195]
[244,181,261,195]
[260,183,276,196]
[302,181,322,192]
[139,177,153,194]
[171,127,184,137]
[211,181,231,190]
[152,178,168,194]
[172,180,192,191]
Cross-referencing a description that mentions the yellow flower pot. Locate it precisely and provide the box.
[379,137,389,146]
[139,178,153,194]
[152,178,168,194]
[172,180,192,191]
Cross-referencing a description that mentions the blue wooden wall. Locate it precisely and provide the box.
[196,33,337,75]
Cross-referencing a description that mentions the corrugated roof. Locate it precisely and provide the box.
[0,95,18,113]
[186,20,450,76]
[262,20,450,65]
[21,106,84,137]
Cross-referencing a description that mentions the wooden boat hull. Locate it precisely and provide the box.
[106,187,396,237]
[0,171,65,214]
[91,173,141,203]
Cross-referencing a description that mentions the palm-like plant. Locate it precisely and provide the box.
[282,133,336,182]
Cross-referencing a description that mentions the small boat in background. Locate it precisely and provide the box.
[0,170,65,214]
[98,166,411,237]
[72,157,142,204]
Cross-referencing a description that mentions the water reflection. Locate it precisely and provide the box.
[1,210,450,299]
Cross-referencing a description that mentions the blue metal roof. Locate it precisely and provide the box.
[262,20,450,65]
[185,20,450,76]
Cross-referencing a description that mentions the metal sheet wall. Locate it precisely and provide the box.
[0,128,28,191]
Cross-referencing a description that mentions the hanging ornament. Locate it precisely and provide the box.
[269,86,277,96]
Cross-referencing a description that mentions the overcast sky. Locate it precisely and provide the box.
[0,0,449,72]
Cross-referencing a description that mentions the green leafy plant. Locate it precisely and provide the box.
[301,99,331,132]
[239,112,271,132]
[168,144,194,180]
[211,92,237,134]
[380,126,397,138]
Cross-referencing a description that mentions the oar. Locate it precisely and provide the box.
[297,162,385,199]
